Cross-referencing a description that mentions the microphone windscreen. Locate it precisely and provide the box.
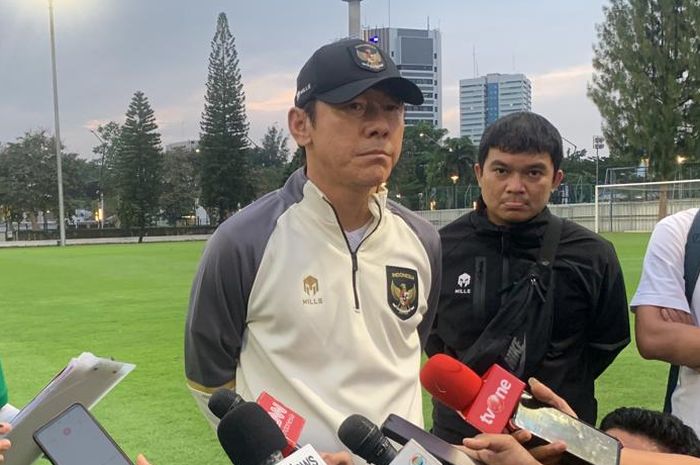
[420,354,483,411]
[338,414,397,465]
[217,401,287,465]
[209,388,244,419]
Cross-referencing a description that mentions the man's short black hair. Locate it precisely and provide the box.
[477,112,563,171]
[600,407,700,457]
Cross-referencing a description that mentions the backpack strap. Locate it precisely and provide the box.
[538,216,562,267]
[664,209,700,413]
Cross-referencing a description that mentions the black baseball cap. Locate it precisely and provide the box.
[294,38,424,108]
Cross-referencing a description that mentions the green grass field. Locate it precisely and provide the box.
[0,233,665,464]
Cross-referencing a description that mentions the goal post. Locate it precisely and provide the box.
[594,179,700,233]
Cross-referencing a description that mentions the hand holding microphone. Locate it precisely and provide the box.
[420,354,621,465]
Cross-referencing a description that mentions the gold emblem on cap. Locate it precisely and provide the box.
[354,44,385,71]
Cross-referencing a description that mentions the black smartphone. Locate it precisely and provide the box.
[380,414,479,465]
[33,403,133,465]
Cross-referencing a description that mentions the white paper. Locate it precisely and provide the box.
[0,352,134,465]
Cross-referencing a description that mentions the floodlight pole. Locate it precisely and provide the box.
[48,0,66,246]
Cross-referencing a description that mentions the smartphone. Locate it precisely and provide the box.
[33,403,133,465]
[380,414,478,465]
[512,396,621,465]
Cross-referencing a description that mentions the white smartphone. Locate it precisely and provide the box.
[33,403,133,465]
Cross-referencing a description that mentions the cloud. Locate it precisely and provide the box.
[245,72,296,113]
[531,64,594,100]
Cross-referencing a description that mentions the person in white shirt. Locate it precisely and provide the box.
[632,208,700,436]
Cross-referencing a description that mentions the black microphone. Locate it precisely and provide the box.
[209,388,245,419]
[338,414,398,465]
[217,401,288,465]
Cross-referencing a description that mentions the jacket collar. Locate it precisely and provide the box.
[470,205,553,246]
[285,167,388,223]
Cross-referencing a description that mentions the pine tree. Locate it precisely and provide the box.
[199,12,252,224]
[588,0,700,217]
[115,91,163,242]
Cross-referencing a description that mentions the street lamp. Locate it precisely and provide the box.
[593,136,605,185]
[48,0,66,246]
[89,129,106,229]
[450,174,459,208]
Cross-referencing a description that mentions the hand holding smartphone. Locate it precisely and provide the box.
[33,403,133,465]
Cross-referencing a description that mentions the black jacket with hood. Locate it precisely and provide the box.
[427,206,630,443]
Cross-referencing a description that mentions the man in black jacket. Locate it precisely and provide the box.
[427,112,630,443]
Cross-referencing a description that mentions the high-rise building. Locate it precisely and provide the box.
[459,73,531,144]
[363,27,442,127]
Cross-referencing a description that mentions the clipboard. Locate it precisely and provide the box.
[0,352,135,465]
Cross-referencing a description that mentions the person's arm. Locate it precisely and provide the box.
[631,213,700,366]
[635,305,700,367]
[184,229,249,427]
[586,245,631,379]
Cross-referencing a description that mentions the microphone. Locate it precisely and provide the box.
[256,391,305,455]
[340,415,449,465]
[208,388,245,419]
[217,401,288,465]
[208,388,305,456]
[338,414,398,465]
[420,354,621,465]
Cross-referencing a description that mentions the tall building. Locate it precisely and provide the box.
[363,27,442,127]
[459,73,531,143]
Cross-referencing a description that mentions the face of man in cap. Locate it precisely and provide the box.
[289,39,422,201]
[289,86,405,195]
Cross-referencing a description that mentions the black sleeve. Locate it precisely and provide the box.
[586,244,631,379]
[184,229,248,388]
[417,229,442,351]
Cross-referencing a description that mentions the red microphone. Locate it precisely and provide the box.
[420,354,622,465]
[420,354,524,434]
[256,391,306,456]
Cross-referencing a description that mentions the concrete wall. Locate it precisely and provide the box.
[415,199,699,231]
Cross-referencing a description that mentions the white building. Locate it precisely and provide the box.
[363,27,442,128]
[460,73,531,144]
[165,139,199,153]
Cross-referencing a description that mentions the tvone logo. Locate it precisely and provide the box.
[479,379,512,425]
[487,394,504,413]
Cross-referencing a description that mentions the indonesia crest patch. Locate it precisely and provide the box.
[352,43,386,72]
[386,266,419,320]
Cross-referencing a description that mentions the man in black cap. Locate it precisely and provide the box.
[185,38,441,452]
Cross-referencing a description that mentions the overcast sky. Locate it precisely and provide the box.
[0,0,610,159]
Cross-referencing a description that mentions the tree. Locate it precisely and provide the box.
[250,125,290,198]
[91,121,122,221]
[161,147,199,226]
[390,122,447,209]
[114,91,163,242]
[588,0,700,216]
[199,12,252,224]
[282,146,306,184]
